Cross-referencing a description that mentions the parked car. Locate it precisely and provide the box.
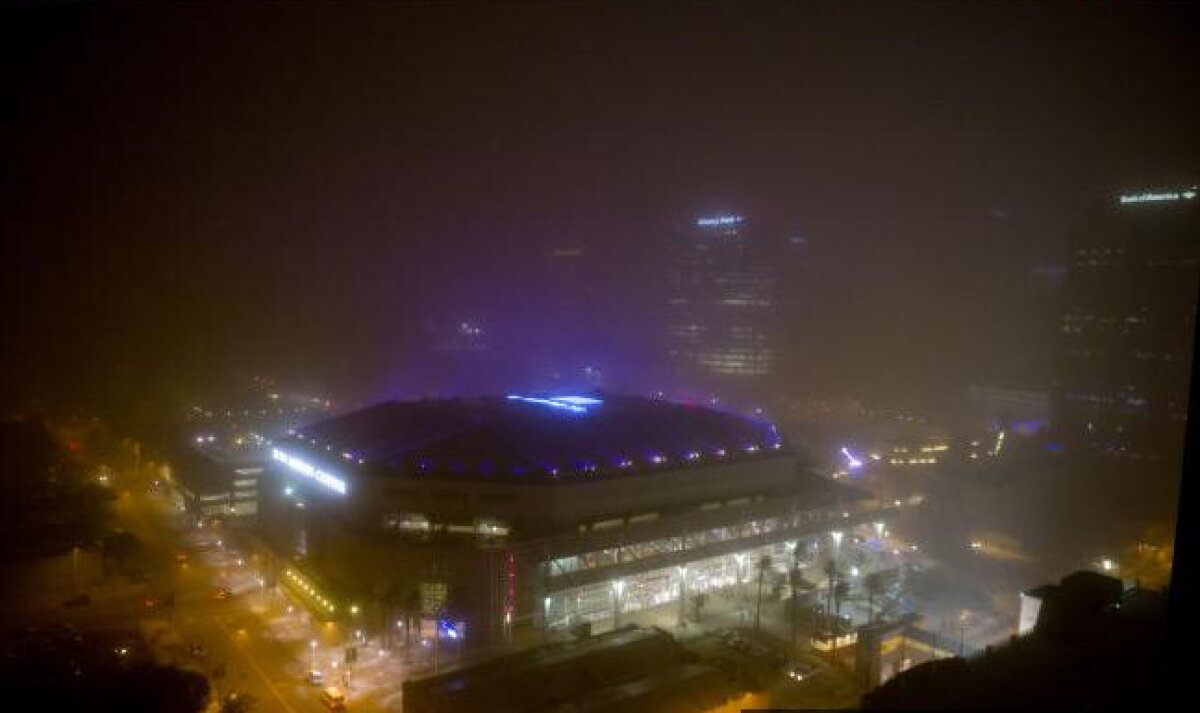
[213,587,232,600]
[784,661,820,683]
[306,670,325,686]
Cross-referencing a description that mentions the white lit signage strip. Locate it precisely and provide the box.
[505,394,602,414]
[271,448,347,495]
[696,215,743,226]
[1119,189,1196,205]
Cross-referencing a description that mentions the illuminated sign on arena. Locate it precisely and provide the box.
[505,394,603,414]
[271,448,347,495]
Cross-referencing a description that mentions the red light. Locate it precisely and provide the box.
[69,441,82,451]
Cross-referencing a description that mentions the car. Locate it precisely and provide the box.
[306,670,325,686]
[63,594,91,608]
[190,644,206,659]
[175,551,189,563]
[784,661,820,683]
[213,587,232,600]
[318,686,346,710]
[143,597,160,609]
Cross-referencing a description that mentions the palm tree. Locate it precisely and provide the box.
[823,559,839,617]
[833,579,850,618]
[376,579,408,651]
[864,571,886,625]
[790,570,816,653]
[692,591,708,622]
[402,588,421,654]
[754,554,772,631]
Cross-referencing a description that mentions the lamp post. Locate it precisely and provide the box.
[827,531,843,620]
[786,542,799,655]
[310,640,318,672]
[676,566,688,628]
[958,610,968,656]
[612,580,626,630]
[733,553,748,623]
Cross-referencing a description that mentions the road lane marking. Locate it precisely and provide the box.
[215,618,301,713]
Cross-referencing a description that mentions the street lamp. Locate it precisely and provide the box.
[612,580,626,628]
[309,640,318,671]
[958,610,969,656]
[676,566,688,627]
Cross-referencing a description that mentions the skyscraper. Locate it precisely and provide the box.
[666,215,779,390]
[1053,187,1199,460]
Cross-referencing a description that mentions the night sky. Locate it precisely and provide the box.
[2,1,1196,413]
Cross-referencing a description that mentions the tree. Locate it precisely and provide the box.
[403,588,421,651]
[754,554,772,631]
[823,559,840,617]
[692,591,709,622]
[790,571,816,653]
[864,571,887,625]
[833,580,850,618]
[376,578,411,651]
[104,663,210,713]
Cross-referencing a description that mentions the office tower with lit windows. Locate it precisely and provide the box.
[1053,187,1199,460]
[666,215,779,388]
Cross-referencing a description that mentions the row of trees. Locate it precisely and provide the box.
[723,549,900,644]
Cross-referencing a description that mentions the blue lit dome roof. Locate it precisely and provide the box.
[283,393,787,483]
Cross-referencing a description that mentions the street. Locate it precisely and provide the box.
[22,462,416,713]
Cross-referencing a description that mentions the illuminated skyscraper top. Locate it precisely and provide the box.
[1053,186,1199,460]
[666,214,779,385]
